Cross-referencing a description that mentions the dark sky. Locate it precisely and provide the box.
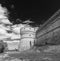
[1,0,60,25]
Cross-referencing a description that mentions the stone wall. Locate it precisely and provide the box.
[35,10,60,46]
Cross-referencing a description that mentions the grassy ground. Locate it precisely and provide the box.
[7,45,60,61]
[1,45,60,61]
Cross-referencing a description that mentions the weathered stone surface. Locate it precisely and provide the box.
[35,11,60,46]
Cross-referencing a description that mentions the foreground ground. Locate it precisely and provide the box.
[0,45,60,61]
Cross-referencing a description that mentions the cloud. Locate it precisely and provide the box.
[0,4,12,24]
[11,33,21,39]
[12,24,25,34]
[23,20,34,24]
[0,4,12,40]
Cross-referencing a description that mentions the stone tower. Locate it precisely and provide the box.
[19,24,36,51]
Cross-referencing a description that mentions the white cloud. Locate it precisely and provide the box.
[0,19,12,24]
[11,33,21,39]
[12,24,25,34]
[0,4,7,15]
[23,20,34,24]
[0,4,12,24]
[0,4,12,40]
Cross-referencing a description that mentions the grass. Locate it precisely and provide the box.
[0,45,60,61]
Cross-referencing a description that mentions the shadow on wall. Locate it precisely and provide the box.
[0,40,7,53]
[35,28,60,46]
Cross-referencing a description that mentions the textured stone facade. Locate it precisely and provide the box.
[19,25,36,51]
[35,9,60,46]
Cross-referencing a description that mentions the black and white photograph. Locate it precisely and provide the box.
[0,0,60,61]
